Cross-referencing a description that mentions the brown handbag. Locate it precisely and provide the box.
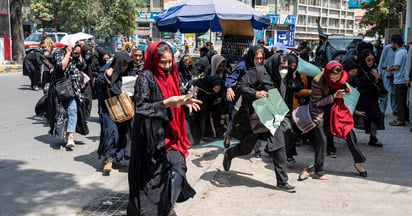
[104,87,135,123]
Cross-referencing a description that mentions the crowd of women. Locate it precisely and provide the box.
[25,31,412,215]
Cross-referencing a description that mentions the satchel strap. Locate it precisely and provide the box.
[104,70,112,98]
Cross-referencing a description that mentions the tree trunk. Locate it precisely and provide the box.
[10,0,25,63]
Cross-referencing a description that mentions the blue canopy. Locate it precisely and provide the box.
[155,0,271,33]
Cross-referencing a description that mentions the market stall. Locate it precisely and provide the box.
[155,0,270,63]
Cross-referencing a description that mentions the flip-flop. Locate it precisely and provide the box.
[298,168,312,181]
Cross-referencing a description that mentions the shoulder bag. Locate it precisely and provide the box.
[55,78,75,100]
[104,72,135,123]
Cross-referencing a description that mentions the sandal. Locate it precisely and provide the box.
[298,166,313,181]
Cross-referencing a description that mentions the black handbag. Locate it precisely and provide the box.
[55,79,75,100]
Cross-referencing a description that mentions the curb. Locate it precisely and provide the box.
[0,65,22,74]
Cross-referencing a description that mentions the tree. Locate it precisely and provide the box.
[359,0,406,38]
[10,0,27,62]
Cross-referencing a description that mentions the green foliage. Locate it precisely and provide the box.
[23,0,143,37]
[359,0,406,37]
[29,0,54,22]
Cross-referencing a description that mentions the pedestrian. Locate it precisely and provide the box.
[388,34,409,127]
[223,53,297,193]
[223,45,265,148]
[297,61,360,180]
[96,52,133,175]
[127,41,202,216]
[23,48,54,91]
[48,44,89,150]
[377,44,397,116]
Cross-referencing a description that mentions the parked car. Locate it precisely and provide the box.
[24,32,68,51]
[326,35,363,62]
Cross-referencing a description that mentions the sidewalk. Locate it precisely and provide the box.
[0,64,22,74]
[80,113,412,215]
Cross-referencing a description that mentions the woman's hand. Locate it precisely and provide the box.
[164,94,203,114]
[105,67,113,77]
[256,90,268,99]
[333,89,346,99]
[355,110,366,117]
[226,88,235,101]
[344,82,352,93]
[371,68,380,82]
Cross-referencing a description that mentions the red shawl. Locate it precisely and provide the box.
[143,41,190,157]
[323,61,354,140]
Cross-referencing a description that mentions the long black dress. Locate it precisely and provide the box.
[127,69,195,216]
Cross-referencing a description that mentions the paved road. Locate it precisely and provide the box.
[0,72,128,215]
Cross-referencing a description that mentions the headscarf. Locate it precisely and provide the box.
[323,61,353,140]
[109,52,132,94]
[341,56,359,72]
[264,53,284,82]
[95,47,109,66]
[323,61,348,89]
[81,45,92,62]
[210,54,226,76]
[143,41,190,157]
[358,48,375,72]
[244,45,262,68]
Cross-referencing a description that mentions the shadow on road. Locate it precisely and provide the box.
[0,159,107,215]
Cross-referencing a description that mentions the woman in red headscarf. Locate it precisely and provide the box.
[298,61,367,181]
[127,41,202,216]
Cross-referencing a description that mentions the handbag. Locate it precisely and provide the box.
[292,104,316,134]
[55,79,75,100]
[104,87,135,123]
[249,112,269,134]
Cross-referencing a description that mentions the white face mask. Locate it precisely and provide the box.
[279,69,288,79]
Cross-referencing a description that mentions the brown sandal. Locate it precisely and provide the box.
[298,167,312,181]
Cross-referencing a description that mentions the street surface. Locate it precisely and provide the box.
[0,71,411,215]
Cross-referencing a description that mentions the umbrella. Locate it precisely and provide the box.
[155,0,270,35]
[60,32,94,46]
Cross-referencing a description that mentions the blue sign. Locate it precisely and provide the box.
[137,12,161,21]
[266,14,279,25]
[284,15,297,25]
[348,0,371,9]
[277,30,289,47]
[288,25,295,47]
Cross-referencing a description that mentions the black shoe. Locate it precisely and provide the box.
[327,152,337,158]
[275,183,296,193]
[223,150,232,171]
[368,140,383,147]
[389,120,406,126]
[410,127,412,132]
[354,163,367,177]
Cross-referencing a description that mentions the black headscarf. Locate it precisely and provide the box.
[341,55,359,72]
[109,52,132,94]
[264,53,285,82]
[244,45,262,68]
[95,47,109,66]
[358,48,375,72]
[81,45,92,63]
[287,53,298,73]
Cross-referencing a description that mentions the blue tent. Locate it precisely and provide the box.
[155,0,270,34]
